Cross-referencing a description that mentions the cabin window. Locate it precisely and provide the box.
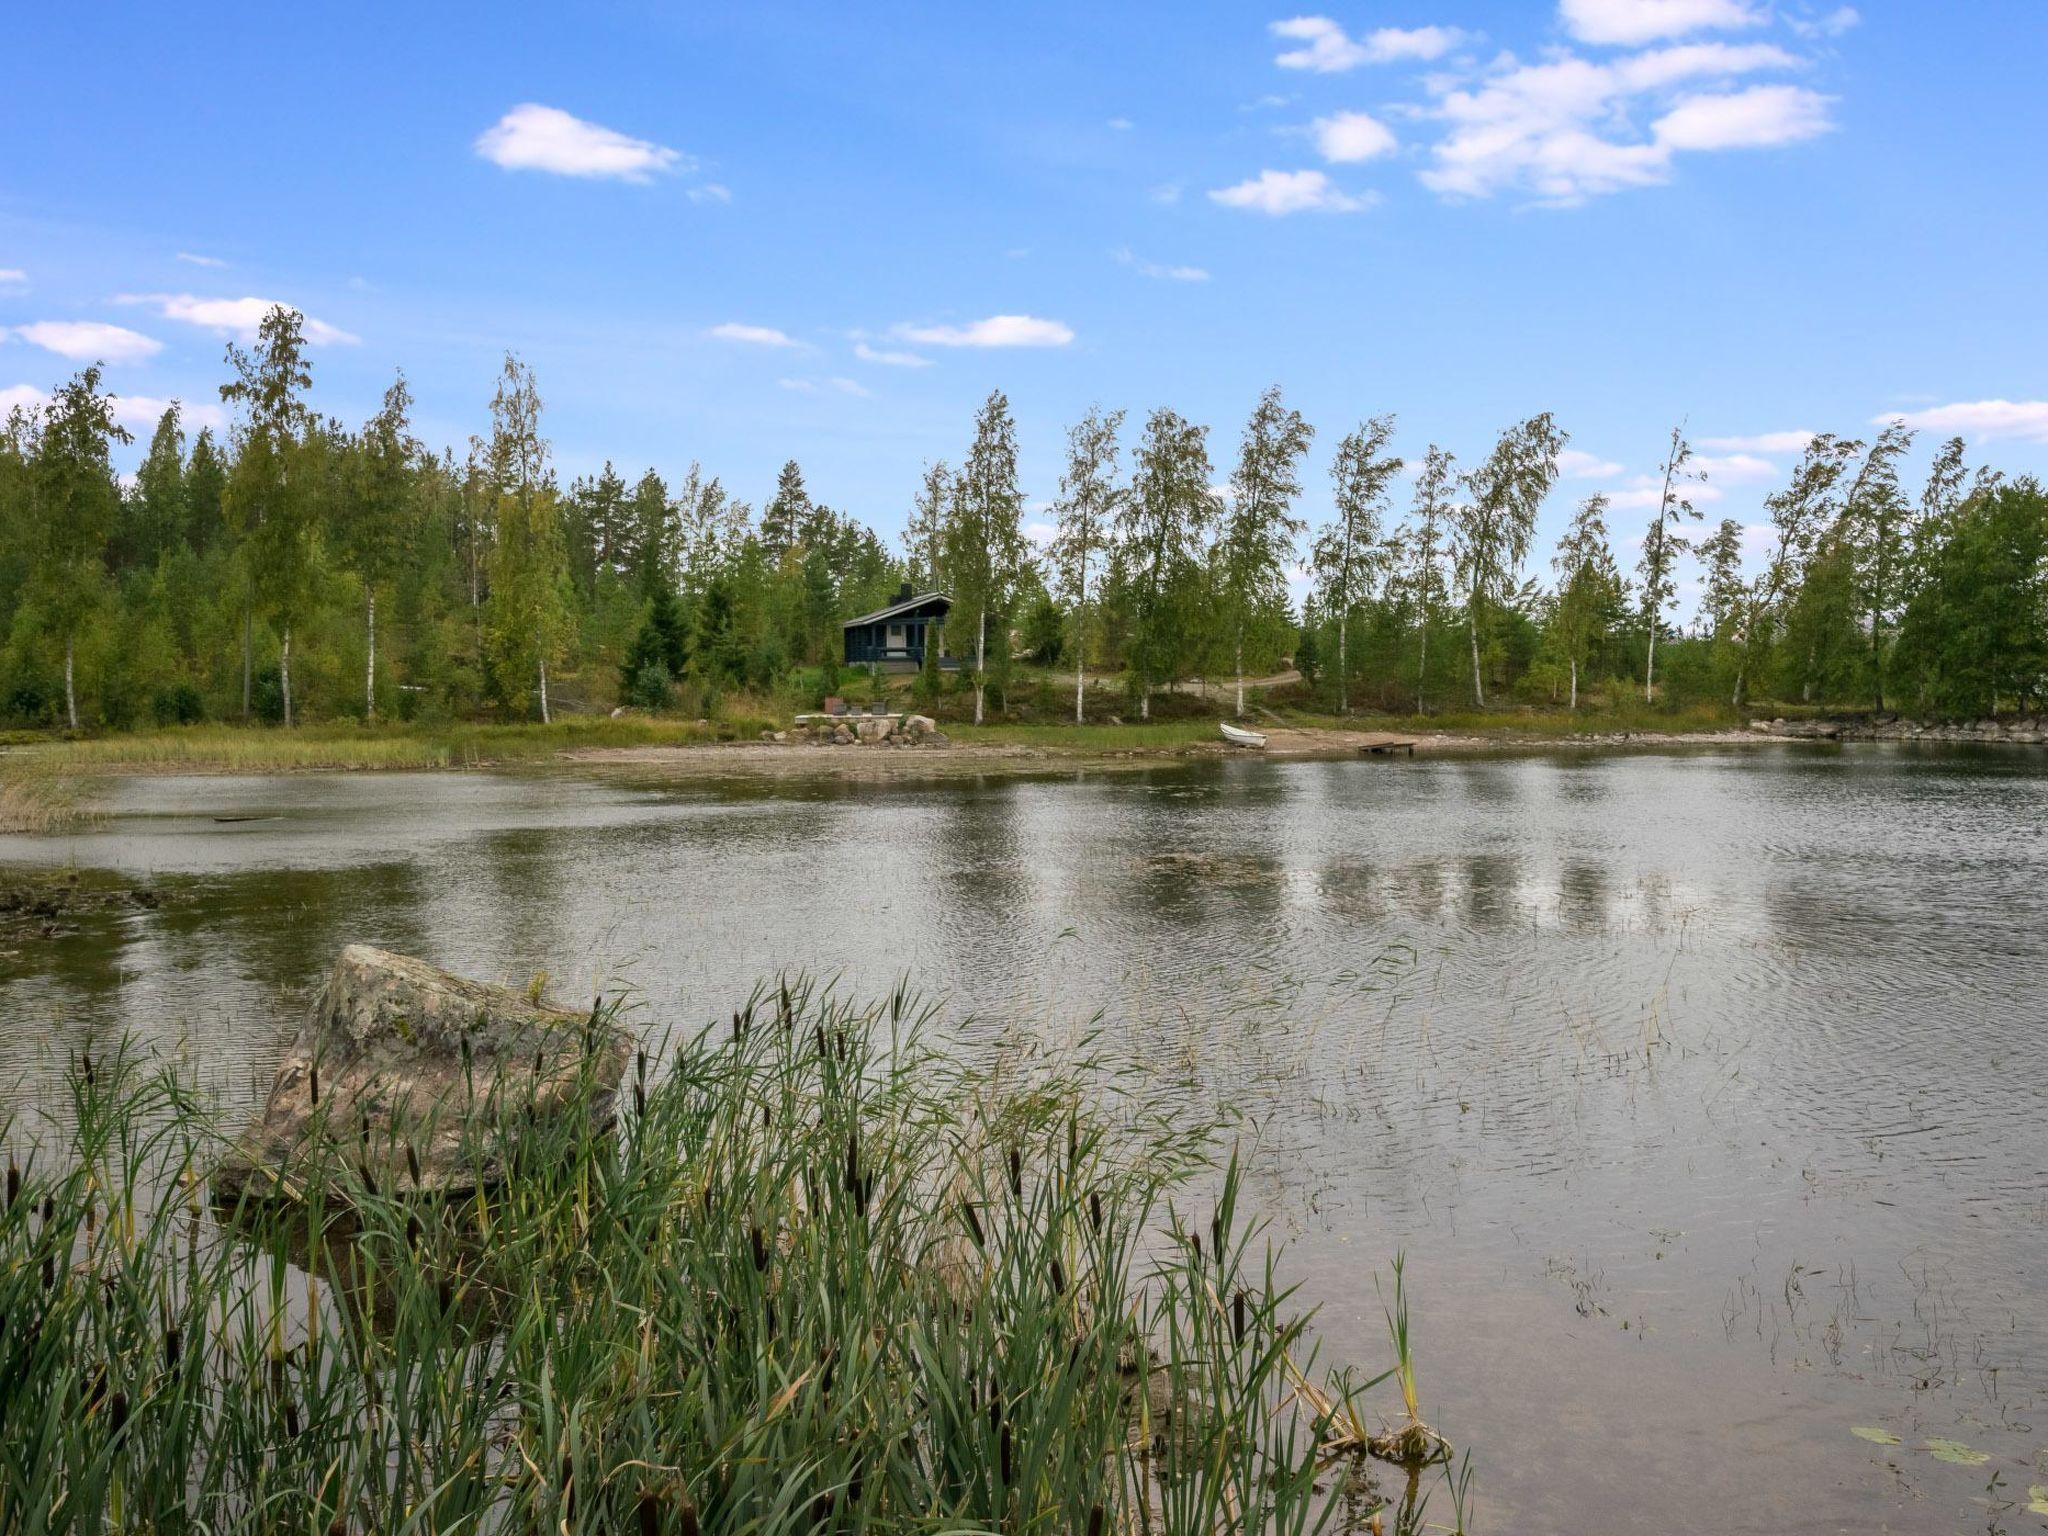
[887,622,906,648]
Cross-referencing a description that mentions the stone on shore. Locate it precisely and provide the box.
[213,944,631,1201]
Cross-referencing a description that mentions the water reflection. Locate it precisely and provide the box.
[3,744,2047,1535]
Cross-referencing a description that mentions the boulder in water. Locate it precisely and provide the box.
[213,945,631,1201]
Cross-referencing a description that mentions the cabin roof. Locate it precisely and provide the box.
[842,589,951,628]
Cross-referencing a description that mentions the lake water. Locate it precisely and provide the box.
[4,743,2046,1534]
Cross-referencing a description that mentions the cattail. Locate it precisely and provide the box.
[81,1049,94,1086]
[821,1348,837,1395]
[357,1161,378,1198]
[405,1141,421,1187]
[636,1048,647,1087]
[308,1063,319,1107]
[405,1212,421,1249]
[1087,1505,1106,1536]
[1190,1231,1201,1264]
[843,1133,861,1194]
[436,1277,453,1316]
[960,1200,985,1249]
[678,1495,701,1536]
[5,1158,17,1210]
[165,1326,182,1369]
[328,1520,347,1536]
[1067,1114,1078,1168]
[813,1022,828,1058]
[999,1421,1013,1486]
[778,981,792,1029]
[848,1457,864,1509]
[1211,1211,1224,1260]
[1233,1289,1246,1344]
[1008,1146,1022,1198]
[634,1079,645,1119]
[750,1223,769,1272]
[1049,1258,1065,1296]
[109,1390,129,1436]
[284,1400,301,1440]
[810,1493,833,1527]
[1089,1191,1102,1232]
[637,1491,661,1536]
[764,1298,777,1339]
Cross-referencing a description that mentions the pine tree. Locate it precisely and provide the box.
[1218,388,1314,717]
[129,405,188,570]
[1049,407,1124,722]
[1313,415,1401,714]
[760,460,812,567]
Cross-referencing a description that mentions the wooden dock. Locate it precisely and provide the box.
[1355,734,1416,756]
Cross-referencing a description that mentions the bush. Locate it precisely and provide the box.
[628,658,673,711]
[151,682,206,727]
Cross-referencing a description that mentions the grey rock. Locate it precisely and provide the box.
[213,945,630,1202]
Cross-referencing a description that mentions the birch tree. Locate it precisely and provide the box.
[1843,419,1916,711]
[220,305,315,725]
[30,367,129,729]
[1454,415,1566,707]
[1729,433,1853,706]
[943,391,1028,724]
[1394,445,1456,713]
[1638,424,1703,703]
[1117,408,1214,720]
[1217,388,1313,716]
[340,373,420,721]
[1048,407,1124,723]
[903,461,950,590]
[1549,493,1620,709]
[1312,415,1401,713]
[481,354,570,722]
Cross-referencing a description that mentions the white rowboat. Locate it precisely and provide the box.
[1219,722,1267,749]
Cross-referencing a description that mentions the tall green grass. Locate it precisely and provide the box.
[1,981,1453,1534]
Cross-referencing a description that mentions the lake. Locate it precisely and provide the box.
[3,742,2045,1534]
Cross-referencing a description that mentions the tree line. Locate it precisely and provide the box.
[3,304,2043,730]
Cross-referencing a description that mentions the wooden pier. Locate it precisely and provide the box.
[1355,735,1417,757]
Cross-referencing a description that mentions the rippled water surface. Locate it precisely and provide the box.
[4,743,2046,1533]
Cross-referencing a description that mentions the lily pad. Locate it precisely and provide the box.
[1922,1438,1989,1466]
[1849,1426,1902,1445]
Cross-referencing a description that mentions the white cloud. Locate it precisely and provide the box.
[1271,17,1470,72]
[1149,183,1185,205]
[110,393,228,434]
[1419,41,1820,203]
[1691,451,1778,481]
[0,269,25,286]
[1606,474,1726,510]
[1558,0,1763,46]
[175,251,227,268]
[686,183,733,204]
[116,293,357,345]
[1699,428,1815,452]
[1882,400,2048,445]
[1113,248,1210,282]
[1558,448,1623,478]
[1312,110,1398,163]
[1107,116,1135,131]
[709,322,800,348]
[0,383,49,416]
[1024,520,1058,548]
[1653,84,1832,150]
[778,377,869,397]
[893,315,1074,348]
[474,104,687,183]
[853,341,933,368]
[1208,168,1375,214]
[1788,6,1859,40]
[10,320,163,362]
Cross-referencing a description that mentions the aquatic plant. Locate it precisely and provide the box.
[0,980,1450,1534]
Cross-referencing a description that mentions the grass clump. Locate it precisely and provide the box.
[1,980,1448,1534]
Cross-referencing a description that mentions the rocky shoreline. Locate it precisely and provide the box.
[1750,714,2048,745]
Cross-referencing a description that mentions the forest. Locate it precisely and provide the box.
[2,304,2043,734]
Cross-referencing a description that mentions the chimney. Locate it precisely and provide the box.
[894,580,914,603]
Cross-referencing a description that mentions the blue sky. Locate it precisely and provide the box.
[4,0,2046,599]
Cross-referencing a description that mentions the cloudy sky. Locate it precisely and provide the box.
[3,0,2044,588]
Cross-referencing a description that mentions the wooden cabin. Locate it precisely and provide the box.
[842,585,953,671]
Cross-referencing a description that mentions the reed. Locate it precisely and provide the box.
[0,980,1450,1534]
